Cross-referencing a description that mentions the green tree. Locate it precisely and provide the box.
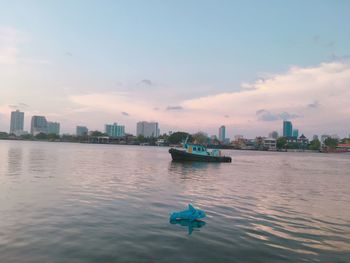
[168,132,191,144]
[90,130,107,137]
[35,132,48,140]
[324,137,338,149]
[20,134,33,140]
[276,137,287,150]
[48,133,60,141]
[0,132,9,139]
[192,132,209,145]
[136,135,146,143]
[308,139,321,150]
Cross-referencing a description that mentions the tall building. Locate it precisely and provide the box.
[76,126,88,136]
[136,121,160,138]
[292,129,299,138]
[105,123,125,137]
[47,122,60,135]
[218,125,226,142]
[10,110,24,136]
[283,121,293,137]
[268,131,278,139]
[31,116,48,135]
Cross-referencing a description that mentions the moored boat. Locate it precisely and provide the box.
[169,143,232,162]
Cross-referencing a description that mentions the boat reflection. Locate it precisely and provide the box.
[170,219,206,235]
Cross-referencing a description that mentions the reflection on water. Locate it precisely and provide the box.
[7,147,23,176]
[170,219,206,235]
[0,141,350,263]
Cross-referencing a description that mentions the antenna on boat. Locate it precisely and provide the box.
[183,135,189,148]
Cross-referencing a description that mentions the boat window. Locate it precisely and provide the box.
[198,147,201,151]
[193,147,197,151]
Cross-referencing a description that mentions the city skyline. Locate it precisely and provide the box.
[0,1,350,137]
[4,109,348,141]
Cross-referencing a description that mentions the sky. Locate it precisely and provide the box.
[0,0,350,138]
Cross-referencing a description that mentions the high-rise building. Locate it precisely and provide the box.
[268,131,278,139]
[136,121,160,138]
[10,110,24,136]
[313,135,319,141]
[218,125,226,142]
[76,126,88,136]
[292,129,299,138]
[283,121,293,137]
[47,122,60,135]
[105,123,125,137]
[31,116,48,135]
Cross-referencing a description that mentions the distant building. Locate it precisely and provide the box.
[76,126,88,136]
[298,134,309,145]
[263,138,277,150]
[218,125,226,142]
[47,122,60,135]
[312,135,319,141]
[283,121,293,137]
[105,123,125,137]
[292,129,299,138]
[136,121,160,138]
[10,110,24,136]
[31,116,48,135]
[269,131,278,139]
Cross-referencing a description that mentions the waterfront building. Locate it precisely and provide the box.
[292,129,299,138]
[268,131,278,139]
[10,110,24,136]
[47,122,60,135]
[263,138,277,150]
[218,125,226,142]
[31,116,48,135]
[76,126,88,136]
[283,121,293,137]
[136,121,160,138]
[105,123,125,137]
[298,134,309,145]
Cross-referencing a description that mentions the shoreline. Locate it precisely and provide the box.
[1,138,348,154]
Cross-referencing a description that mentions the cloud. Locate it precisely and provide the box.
[279,112,299,120]
[330,53,350,61]
[307,101,320,109]
[0,26,22,64]
[166,106,183,111]
[0,26,49,65]
[139,79,153,86]
[121,111,129,116]
[67,61,350,137]
[182,61,350,136]
[256,109,298,122]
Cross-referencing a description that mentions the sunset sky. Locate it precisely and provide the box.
[1,0,350,138]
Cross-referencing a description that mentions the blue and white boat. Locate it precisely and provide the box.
[169,139,231,163]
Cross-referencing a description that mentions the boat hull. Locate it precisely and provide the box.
[169,148,231,163]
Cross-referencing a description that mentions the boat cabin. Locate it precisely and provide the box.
[184,143,222,157]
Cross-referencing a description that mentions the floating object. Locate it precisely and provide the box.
[169,137,231,162]
[169,204,206,221]
[170,218,206,235]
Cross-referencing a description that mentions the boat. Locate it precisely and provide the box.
[169,142,232,163]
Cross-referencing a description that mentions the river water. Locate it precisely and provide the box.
[0,140,349,262]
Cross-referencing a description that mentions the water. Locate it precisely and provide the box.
[0,140,349,262]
